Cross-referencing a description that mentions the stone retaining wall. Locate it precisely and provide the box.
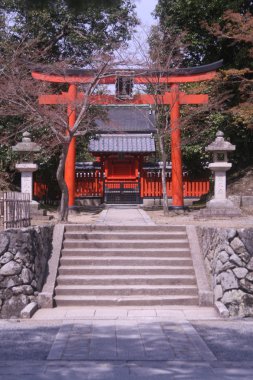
[0,225,53,318]
[197,227,253,317]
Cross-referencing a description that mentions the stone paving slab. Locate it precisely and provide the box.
[1,313,253,379]
[96,207,155,225]
[2,361,253,380]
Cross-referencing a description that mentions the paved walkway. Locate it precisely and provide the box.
[96,206,155,225]
[1,307,253,379]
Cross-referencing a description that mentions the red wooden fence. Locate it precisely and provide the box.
[140,172,209,198]
[34,170,210,200]
[75,171,103,197]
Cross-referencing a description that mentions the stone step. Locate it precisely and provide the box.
[64,225,187,232]
[63,239,189,249]
[60,257,193,266]
[56,274,197,286]
[58,265,195,276]
[54,295,199,306]
[61,248,191,257]
[53,224,199,307]
[54,284,198,296]
[64,232,188,240]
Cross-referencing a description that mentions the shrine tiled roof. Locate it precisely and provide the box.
[95,106,156,133]
[89,134,155,153]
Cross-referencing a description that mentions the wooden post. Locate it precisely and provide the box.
[170,84,184,208]
[65,84,77,207]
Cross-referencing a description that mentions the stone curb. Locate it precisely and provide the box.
[96,209,108,224]
[215,301,230,318]
[38,224,65,308]
[138,208,156,225]
[20,301,38,319]
[186,225,213,306]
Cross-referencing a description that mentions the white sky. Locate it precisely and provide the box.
[134,0,158,27]
[122,0,158,62]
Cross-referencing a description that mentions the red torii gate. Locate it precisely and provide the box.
[32,60,222,209]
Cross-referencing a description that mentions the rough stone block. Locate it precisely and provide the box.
[227,228,237,242]
[14,251,29,265]
[0,275,22,288]
[233,267,248,279]
[240,279,253,293]
[12,285,34,296]
[239,250,251,264]
[0,234,10,255]
[221,289,244,304]
[0,261,22,276]
[1,294,29,318]
[220,270,239,291]
[215,260,234,275]
[20,268,33,284]
[0,252,14,265]
[218,251,229,264]
[240,293,253,317]
[215,259,224,274]
[224,245,235,256]
[238,229,253,257]
[230,237,246,255]
[0,288,12,300]
[246,272,253,282]
[247,258,253,270]
[229,254,244,267]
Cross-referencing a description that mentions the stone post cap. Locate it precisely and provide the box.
[205,131,235,152]
[12,131,41,153]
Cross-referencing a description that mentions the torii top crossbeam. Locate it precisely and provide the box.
[32,60,222,209]
[32,60,222,84]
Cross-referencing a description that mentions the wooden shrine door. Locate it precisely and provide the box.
[104,155,140,204]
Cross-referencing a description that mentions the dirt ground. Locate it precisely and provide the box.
[145,208,253,228]
[227,166,253,196]
[47,207,102,225]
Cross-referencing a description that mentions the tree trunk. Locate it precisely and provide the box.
[56,143,69,222]
[158,135,169,216]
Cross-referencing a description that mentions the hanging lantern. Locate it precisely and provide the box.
[115,71,134,99]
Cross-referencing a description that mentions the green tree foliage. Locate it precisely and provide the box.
[155,0,253,67]
[154,0,253,177]
[1,0,138,64]
[0,0,138,195]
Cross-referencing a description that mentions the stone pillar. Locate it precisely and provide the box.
[207,162,232,208]
[15,163,38,202]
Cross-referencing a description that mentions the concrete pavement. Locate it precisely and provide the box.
[1,306,253,379]
[96,206,155,225]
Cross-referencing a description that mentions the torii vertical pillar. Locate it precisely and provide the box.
[65,84,77,208]
[170,84,184,209]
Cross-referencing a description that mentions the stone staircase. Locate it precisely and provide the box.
[54,225,199,306]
